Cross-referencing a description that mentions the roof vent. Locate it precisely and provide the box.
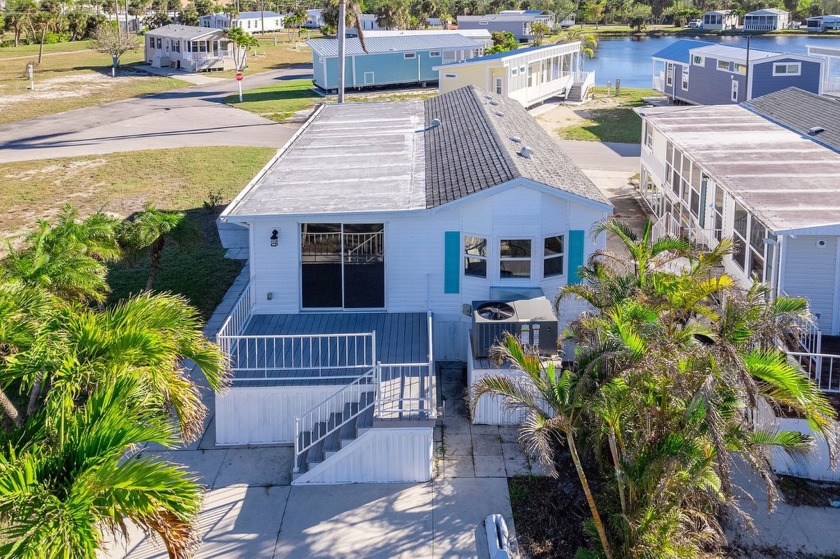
[519,146,533,158]
[495,111,504,117]
[808,126,826,135]
[489,100,499,106]
[509,135,521,143]
[431,118,441,128]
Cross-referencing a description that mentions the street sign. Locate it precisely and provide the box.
[235,73,244,81]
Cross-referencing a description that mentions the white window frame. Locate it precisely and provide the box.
[644,121,654,150]
[511,67,518,76]
[543,235,565,278]
[692,55,704,66]
[666,62,674,86]
[364,71,375,84]
[464,235,488,279]
[404,52,416,59]
[499,239,532,280]
[773,62,801,76]
[479,21,488,25]
[682,67,689,90]
[717,59,730,71]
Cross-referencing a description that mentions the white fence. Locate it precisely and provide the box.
[788,352,840,393]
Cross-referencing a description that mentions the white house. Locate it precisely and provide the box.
[214,86,612,483]
[144,25,235,72]
[199,11,285,33]
[304,8,324,28]
[436,42,593,107]
[807,15,840,31]
[701,10,739,30]
[743,8,790,31]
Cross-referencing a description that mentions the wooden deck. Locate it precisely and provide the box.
[230,312,429,386]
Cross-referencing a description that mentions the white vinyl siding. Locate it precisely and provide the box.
[783,236,837,332]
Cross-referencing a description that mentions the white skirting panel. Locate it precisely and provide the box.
[294,427,434,484]
[772,417,840,482]
[215,385,366,445]
[468,360,527,426]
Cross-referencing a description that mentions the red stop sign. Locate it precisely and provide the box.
[235,72,243,81]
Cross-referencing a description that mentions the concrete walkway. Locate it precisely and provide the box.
[134,64,227,85]
[0,66,312,163]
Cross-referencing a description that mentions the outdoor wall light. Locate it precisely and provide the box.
[270,229,279,247]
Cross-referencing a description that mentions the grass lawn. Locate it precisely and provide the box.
[226,78,319,121]
[557,87,657,143]
[0,146,275,318]
[221,33,314,76]
[0,43,188,125]
[226,78,437,121]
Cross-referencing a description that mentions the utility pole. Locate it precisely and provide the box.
[337,0,346,103]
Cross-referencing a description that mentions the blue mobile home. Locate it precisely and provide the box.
[308,34,484,91]
[652,39,825,105]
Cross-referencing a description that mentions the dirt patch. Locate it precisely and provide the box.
[535,94,626,138]
[0,72,149,107]
[777,475,840,508]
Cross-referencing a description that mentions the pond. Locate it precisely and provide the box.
[580,34,840,88]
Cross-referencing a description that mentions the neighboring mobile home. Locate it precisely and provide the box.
[651,39,824,104]
[743,8,790,31]
[457,12,550,43]
[436,42,593,106]
[806,15,840,31]
[304,8,323,28]
[144,25,235,72]
[363,28,494,49]
[701,10,739,30]
[214,86,611,482]
[307,33,484,90]
[199,11,285,33]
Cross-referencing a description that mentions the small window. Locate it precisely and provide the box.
[511,68,518,76]
[444,73,457,79]
[644,121,653,149]
[692,55,704,66]
[404,52,416,59]
[479,21,488,25]
[543,235,564,277]
[464,236,487,278]
[500,239,531,278]
[430,51,441,57]
[519,65,525,73]
[717,60,730,71]
[734,63,746,74]
[682,68,689,90]
[773,62,801,76]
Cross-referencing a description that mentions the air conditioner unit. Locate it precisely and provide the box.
[471,296,558,358]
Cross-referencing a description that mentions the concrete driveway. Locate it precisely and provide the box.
[0,66,312,163]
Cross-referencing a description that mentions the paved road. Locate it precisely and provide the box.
[0,66,312,163]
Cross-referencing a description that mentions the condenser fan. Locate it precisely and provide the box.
[476,302,516,321]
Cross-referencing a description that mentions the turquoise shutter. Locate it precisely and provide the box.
[567,230,585,285]
[444,231,460,294]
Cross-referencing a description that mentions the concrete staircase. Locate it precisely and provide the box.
[292,391,375,482]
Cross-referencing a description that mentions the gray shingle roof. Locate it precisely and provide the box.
[307,34,480,57]
[423,86,610,207]
[744,87,840,153]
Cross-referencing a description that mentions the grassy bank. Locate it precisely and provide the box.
[0,43,188,125]
[0,146,275,317]
[557,86,656,143]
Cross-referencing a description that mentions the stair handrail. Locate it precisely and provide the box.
[293,362,380,474]
[345,231,384,259]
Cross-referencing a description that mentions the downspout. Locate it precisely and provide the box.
[744,34,751,101]
[775,234,785,297]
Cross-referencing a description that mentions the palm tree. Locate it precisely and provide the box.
[119,205,200,292]
[0,377,203,559]
[333,0,369,102]
[225,26,259,71]
[470,334,616,559]
[2,206,122,304]
[5,292,228,443]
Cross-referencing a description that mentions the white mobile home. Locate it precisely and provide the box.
[144,25,235,72]
[457,12,550,43]
[199,11,285,33]
[701,10,739,30]
[304,8,323,28]
[743,8,790,31]
[215,86,611,483]
[436,42,593,106]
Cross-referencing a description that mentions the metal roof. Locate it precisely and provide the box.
[746,8,788,14]
[651,40,713,63]
[237,11,282,18]
[744,87,840,153]
[637,104,840,233]
[224,87,610,218]
[145,24,223,39]
[441,42,579,66]
[307,34,480,57]
[458,14,539,21]
[363,29,491,40]
[691,44,780,63]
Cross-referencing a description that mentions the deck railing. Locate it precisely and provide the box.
[216,281,254,356]
[377,362,436,420]
[788,352,840,393]
[822,77,840,95]
[652,75,664,91]
[219,332,376,382]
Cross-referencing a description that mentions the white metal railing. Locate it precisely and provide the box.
[377,362,435,420]
[822,77,840,95]
[788,352,840,393]
[220,332,376,382]
[215,281,254,358]
[526,73,575,103]
[653,75,664,91]
[651,217,722,249]
[293,367,378,473]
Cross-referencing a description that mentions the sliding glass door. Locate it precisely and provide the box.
[300,223,384,309]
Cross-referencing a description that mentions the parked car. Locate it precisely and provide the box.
[687,19,702,28]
